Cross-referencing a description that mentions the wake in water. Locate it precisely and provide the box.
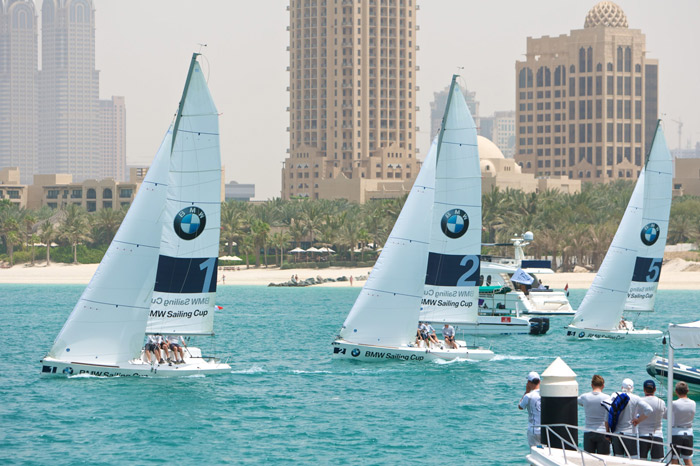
[433,357,481,365]
[230,365,266,374]
[491,354,551,361]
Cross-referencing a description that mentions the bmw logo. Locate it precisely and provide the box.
[351,348,360,357]
[63,367,73,375]
[578,332,585,338]
[440,209,469,239]
[641,223,660,246]
[174,206,207,240]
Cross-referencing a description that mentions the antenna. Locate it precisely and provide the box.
[670,117,683,151]
[198,43,208,53]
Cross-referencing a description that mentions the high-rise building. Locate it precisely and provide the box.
[99,96,126,180]
[515,1,658,182]
[0,0,38,185]
[429,83,479,140]
[492,111,515,158]
[281,0,419,203]
[39,0,100,182]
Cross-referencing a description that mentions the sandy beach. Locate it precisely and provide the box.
[0,259,699,289]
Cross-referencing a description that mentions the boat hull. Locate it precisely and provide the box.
[565,325,662,340]
[427,315,548,335]
[646,355,700,395]
[331,339,494,361]
[40,349,231,377]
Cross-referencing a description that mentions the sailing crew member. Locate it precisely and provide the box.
[671,381,696,465]
[443,324,458,349]
[416,322,428,347]
[637,379,666,461]
[425,323,439,347]
[144,334,161,364]
[158,334,171,363]
[607,378,652,459]
[518,371,542,447]
[578,375,611,455]
[168,335,186,364]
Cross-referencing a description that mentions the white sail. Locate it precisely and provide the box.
[339,139,437,348]
[625,123,672,312]
[48,129,171,365]
[419,76,481,325]
[571,168,645,330]
[146,58,221,336]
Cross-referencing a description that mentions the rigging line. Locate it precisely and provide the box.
[386,236,429,245]
[112,240,160,249]
[166,198,221,205]
[81,298,150,310]
[363,287,422,299]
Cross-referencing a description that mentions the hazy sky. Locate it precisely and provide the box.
[90,0,700,199]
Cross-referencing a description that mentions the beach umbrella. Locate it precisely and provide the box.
[219,255,242,261]
[289,247,305,253]
[306,247,320,253]
[230,255,242,261]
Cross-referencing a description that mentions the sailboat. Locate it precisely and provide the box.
[566,121,671,340]
[332,76,494,362]
[40,54,231,377]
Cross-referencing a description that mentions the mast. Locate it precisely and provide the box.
[171,53,201,152]
[436,74,458,163]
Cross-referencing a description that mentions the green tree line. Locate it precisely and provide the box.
[1,182,699,270]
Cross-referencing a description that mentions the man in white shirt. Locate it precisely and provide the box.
[637,379,666,461]
[443,324,458,349]
[167,335,186,364]
[578,374,611,454]
[519,371,542,447]
[607,378,652,459]
[672,381,696,465]
[425,323,439,347]
[144,334,161,364]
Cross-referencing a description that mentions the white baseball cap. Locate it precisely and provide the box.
[621,378,634,391]
[527,371,540,382]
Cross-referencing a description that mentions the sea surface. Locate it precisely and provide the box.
[2,285,700,465]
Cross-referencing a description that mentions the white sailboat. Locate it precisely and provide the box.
[566,122,670,340]
[41,54,231,377]
[332,76,494,362]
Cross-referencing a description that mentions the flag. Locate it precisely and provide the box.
[511,268,534,285]
[564,283,569,297]
[216,305,224,310]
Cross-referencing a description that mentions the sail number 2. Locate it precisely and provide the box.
[457,255,480,286]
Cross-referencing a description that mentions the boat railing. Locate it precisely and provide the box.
[538,423,691,465]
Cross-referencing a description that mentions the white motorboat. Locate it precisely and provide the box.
[566,121,670,340]
[333,75,494,362]
[41,54,230,377]
[646,354,700,395]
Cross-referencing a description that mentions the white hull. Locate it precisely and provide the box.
[462,315,531,335]
[646,355,700,395]
[331,339,494,361]
[40,347,230,377]
[524,291,575,315]
[566,324,662,340]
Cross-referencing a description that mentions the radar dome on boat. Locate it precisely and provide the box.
[523,231,534,241]
[584,1,628,28]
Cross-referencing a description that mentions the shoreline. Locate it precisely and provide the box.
[1,262,700,290]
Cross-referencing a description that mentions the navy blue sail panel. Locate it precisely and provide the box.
[425,253,481,287]
[154,255,218,293]
[631,257,663,283]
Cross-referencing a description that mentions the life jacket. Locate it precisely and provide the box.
[602,392,630,433]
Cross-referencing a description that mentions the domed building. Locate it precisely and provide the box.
[514,1,658,184]
[478,136,580,194]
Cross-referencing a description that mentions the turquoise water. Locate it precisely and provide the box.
[2,285,700,465]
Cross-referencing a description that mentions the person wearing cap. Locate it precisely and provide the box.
[518,371,542,447]
[671,381,696,465]
[607,378,652,459]
[637,379,666,461]
[578,374,611,454]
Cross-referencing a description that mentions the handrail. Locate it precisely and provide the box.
[537,423,693,465]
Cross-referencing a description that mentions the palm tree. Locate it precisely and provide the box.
[269,231,291,267]
[250,219,270,267]
[91,208,124,245]
[0,201,22,266]
[39,220,55,265]
[60,204,91,264]
[238,235,255,269]
[220,201,247,255]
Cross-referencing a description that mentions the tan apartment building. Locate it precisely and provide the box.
[281,0,420,202]
[0,167,28,207]
[673,158,700,197]
[27,174,138,211]
[515,1,658,183]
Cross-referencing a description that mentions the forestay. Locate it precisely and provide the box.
[625,123,672,312]
[48,130,172,365]
[571,168,645,330]
[419,75,481,325]
[147,58,221,336]
[339,139,437,348]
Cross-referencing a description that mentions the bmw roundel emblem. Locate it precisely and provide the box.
[578,332,585,338]
[641,223,660,246]
[440,209,469,239]
[351,348,360,357]
[63,367,73,375]
[174,206,207,240]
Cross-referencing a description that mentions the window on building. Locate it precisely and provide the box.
[635,77,642,96]
[607,147,614,165]
[47,189,59,199]
[119,188,133,198]
[71,189,82,199]
[624,47,631,72]
[103,188,113,199]
[617,46,623,71]
[579,48,586,72]
[86,188,96,199]
[607,76,613,95]
[86,201,96,212]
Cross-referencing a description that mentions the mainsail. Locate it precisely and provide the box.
[625,122,672,312]
[338,139,437,348]
[419,75,482,325]
[571,168,645,330]
[146,55,221,336]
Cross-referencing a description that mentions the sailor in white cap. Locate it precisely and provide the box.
[607,378,652,459]
[518,371,542,447]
